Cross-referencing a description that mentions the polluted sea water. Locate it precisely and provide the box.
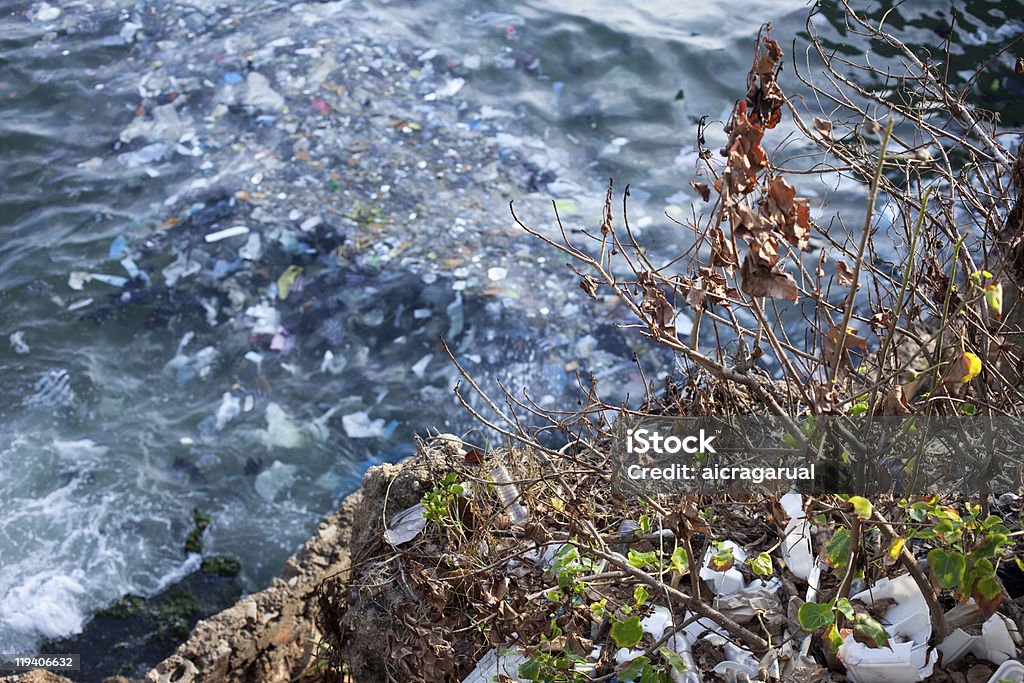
[0,0,661,657]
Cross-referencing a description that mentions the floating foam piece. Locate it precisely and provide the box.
[204,225,250,242]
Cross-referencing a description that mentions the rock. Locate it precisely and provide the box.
[242,73,284,112]
[144,492,359,682]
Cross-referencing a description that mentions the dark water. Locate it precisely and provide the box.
[0,0,1020,654]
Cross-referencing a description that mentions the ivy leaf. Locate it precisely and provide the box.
[618,656,650,682]
[972,575,1004,619]
[518,659,542,681]
[659,647,689,673]
[611,616,644,649]
[927,548,966,589]
[848,496,873,520]
[835,598,855,621]
[853,613,890,649]
[670,547,689,573]
[751,552,774,577]
[826,527,851,568]
[633,585,649,607]
[798,602,836,632]
[628,549,659,570]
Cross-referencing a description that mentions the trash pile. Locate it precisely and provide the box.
[319,435,1024,683]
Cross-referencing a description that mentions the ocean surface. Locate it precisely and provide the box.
[1,0,1021,654]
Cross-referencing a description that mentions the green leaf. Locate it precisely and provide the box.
[976,575,1002,600]
[928,548,966,589]
[633,585,649,607]
[826,527,851,568]
[618,656,650,681]
[750,552,773,577]
[518,659,542,681]
[853,613,890,649]
[835,598,855,621]
[628,549,660,570]
[978,532,1010,559]
[611,616,644,649]
[848,496,873,520]
[659,648,689,673]
[670,547,689,573]
[798,602,836,632]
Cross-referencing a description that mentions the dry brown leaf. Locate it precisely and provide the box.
[836,260,855,285]
[762,177,812,252]
[1017,57,1023,75]
[709,227,739,269]
[690,181,711,202]
[812,116,833,139]
[719,102,767,195]
[740,255,799,300]
[881,385,911,416]
[863,119,883,136]
[825,325,868,376]
[638,271,676,339]
[746,35,785,130]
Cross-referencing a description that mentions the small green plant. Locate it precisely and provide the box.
[518,620,590,683]
[421,472,464,535]
[900,497,1011,615]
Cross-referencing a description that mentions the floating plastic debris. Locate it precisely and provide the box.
[487,266,508,282]
[276,266,304,300]
[35,2,61,22]
[254,460,298,501]
[263,403,306,449]
[342,411,387,439]
[24,369,76,408]
[9,331,30,355]
[108,235,127,260]
[204,225,250,243]
[243,72,285,111]
[215,392,241,431]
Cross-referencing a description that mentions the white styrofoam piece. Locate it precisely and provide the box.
[779,493,813,580]
[839,638,935,683]
[937,628,976,665]
[988,659,1024,683]
[851,574,931,644]
[461,647,528,683]
[971,614,1017,665]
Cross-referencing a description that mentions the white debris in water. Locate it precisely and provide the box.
[411,354,432,377]
[299,215,323,232]
[320,350,347,375]
[24,369,76,408]
[9,331,29,355]
[243,72,285,111]
[263,403,306,449]
[204,225,250,243]
[238,233,262,261]
[342,411,386,438]
[487,266,508,281]
[254,460,298,501]
[35,3,61,22]
[215,392,241,430]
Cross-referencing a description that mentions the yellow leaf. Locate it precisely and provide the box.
[941,351,982,386]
